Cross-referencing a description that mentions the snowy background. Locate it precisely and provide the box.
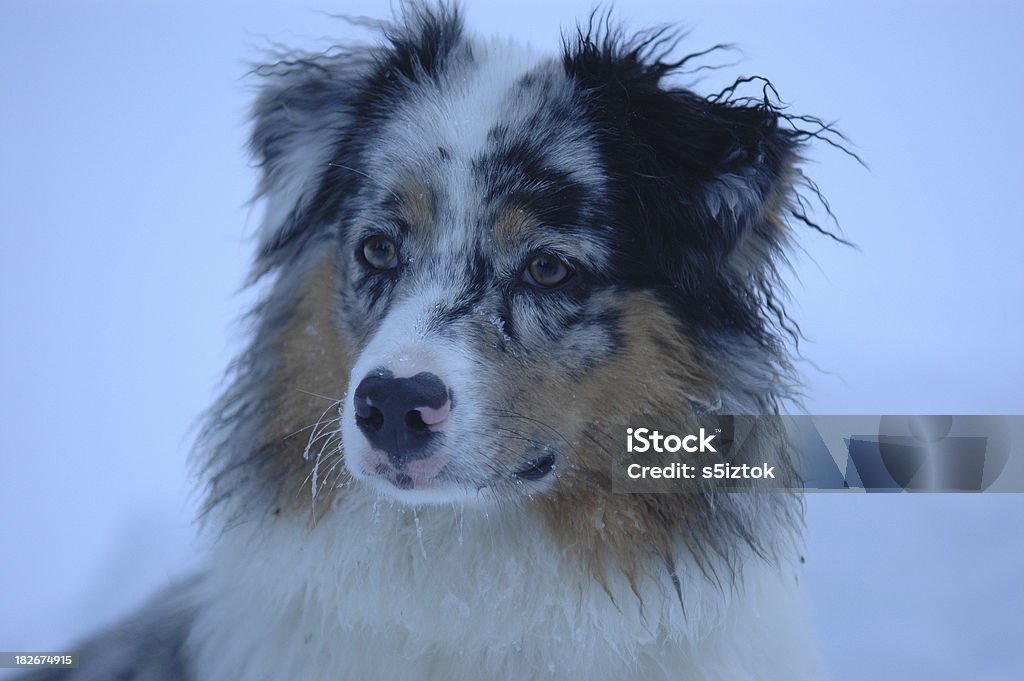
[1,1,1022,679]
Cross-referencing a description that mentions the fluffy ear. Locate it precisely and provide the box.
[248,3,466,274]
[248,52,371,268]
[563,29,811,291]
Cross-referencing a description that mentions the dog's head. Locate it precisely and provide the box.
[202,4,843,570]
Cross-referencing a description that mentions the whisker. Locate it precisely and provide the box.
[282,415,341,443]
[326,162,402,203]
[303,399,343,462]
[294,388,345,402]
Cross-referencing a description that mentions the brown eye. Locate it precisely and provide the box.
[361,235,399,270]
[523,253,572,289]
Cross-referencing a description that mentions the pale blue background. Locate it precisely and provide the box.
[1,1,1022,679]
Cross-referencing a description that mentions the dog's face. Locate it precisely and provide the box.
[333,46,627,502]
[222,4,824,526]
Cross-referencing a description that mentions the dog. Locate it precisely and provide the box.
[24,3,848,679]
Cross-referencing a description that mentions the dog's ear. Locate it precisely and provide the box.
[249,54,370,268]
[563,32,803,291]
[249,3,465,274]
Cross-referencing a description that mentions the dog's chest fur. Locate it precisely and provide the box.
[189,489,822,681]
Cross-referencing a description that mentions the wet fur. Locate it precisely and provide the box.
[25,4,850,680]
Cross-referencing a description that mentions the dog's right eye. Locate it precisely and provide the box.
[360,236,399,270]
[521,252,573,289]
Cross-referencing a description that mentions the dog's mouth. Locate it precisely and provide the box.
[365,453,452,491]
[383,468,444,491]
[369,451,558,490]
[351,448,560,500]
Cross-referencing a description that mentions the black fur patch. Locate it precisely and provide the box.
[561,17,853,376]
[249,3,469,276]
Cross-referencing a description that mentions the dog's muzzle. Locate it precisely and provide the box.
[353,369,451,469]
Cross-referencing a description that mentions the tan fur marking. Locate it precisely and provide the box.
[544,292,720,585]
[492,206,540,250]
[261,250,354,518]
[397,182,435,232]
[520,292,725,587]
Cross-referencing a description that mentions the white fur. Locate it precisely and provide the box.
[189,487,824,681]
[340,284,487,505]
[258,126,338,253]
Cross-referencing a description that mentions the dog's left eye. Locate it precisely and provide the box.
[360,235,399,270]
[521,253,573,289]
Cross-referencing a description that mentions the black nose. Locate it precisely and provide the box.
[353,370,451,467]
